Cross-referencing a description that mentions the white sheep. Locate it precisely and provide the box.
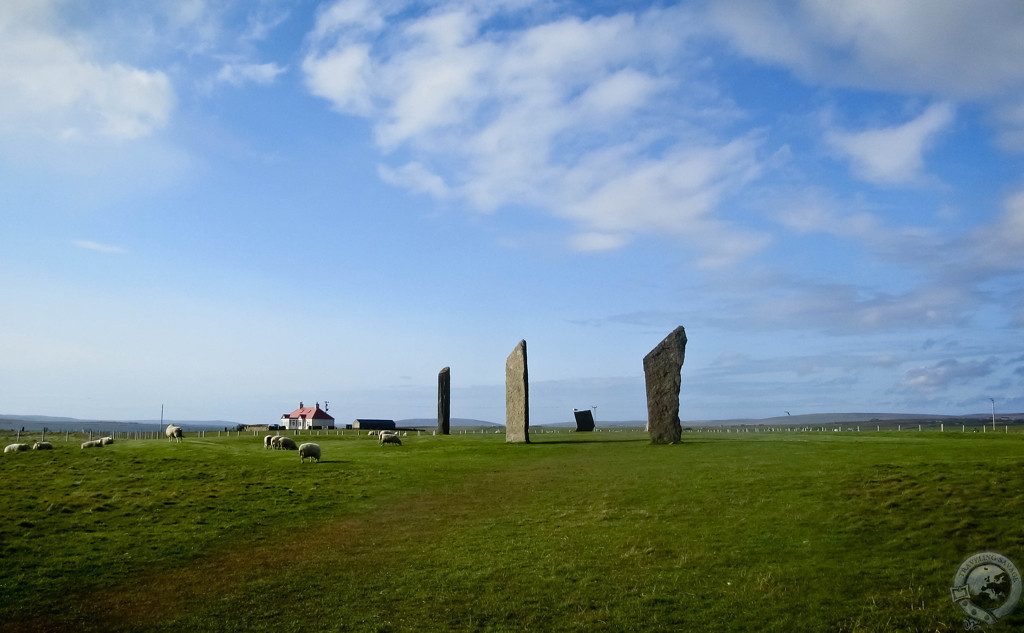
[270,435,283,449]
[298,443,321,463]
[278,436,298,450]
[379,434,402,446]
[100,437,114,446]
[80,440,104,449]
[4,443,30,453]
[165,425,183,443]
[32,442,53,450]
[264,434,274,449]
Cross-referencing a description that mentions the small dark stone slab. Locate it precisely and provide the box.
[505,340,530,443]
[573,409,595,432]
[438,366,451,435]
[643,326,687,444]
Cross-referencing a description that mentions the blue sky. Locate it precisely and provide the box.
[2,0,1024,424]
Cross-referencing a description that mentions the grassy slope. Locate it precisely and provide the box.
[1,430,1022,632]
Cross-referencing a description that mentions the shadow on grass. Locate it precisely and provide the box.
[528,437,649,445]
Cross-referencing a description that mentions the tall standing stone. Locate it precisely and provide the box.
[437,366,451,435]
[505,340,530,443]
[643,326,687,444]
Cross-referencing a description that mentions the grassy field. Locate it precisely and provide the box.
[1,428,1022,632]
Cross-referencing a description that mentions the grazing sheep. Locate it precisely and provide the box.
[264,434,274,449]
[270,435,283,449]
[165,425,183,443]
[379,434,402,446]
[100,437,114,445]
[298,443,321,463]
[4,443,30,453]
[32,442,53,450]
[80,440,103,449]
[278,436,298,451]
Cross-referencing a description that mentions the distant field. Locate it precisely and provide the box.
[1,429,1022,632]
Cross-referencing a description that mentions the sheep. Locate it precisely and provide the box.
[32,442,53,450]
[100,437,114,445]
[278,436,298,451]
[298,443,321,463]
[165,425,183,443]
[270,435,284,449]
[4,443,30,453]
[80,440,104,449]
[264,434,274,449]
[379,433,402,446]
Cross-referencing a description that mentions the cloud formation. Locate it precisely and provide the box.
[73,240,126,254]
[896,358,996,395]
[707,1,1024,99]
[303,1,767,264]
[215,62,286,87]
[825,103,954,185]
[0,1,174,140]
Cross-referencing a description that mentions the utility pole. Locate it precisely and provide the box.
[990,397,996,431]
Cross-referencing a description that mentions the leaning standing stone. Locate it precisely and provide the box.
[573,409,596,432]
[643,326,687,444]
[438,366,451,435]
[505,340,530,443]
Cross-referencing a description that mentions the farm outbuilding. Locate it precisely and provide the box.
[280,402,335,430]
[350,419,396,430]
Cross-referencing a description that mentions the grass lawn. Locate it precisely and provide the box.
[1,429,1022,632]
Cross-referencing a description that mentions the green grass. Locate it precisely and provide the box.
[1,429,1022,632]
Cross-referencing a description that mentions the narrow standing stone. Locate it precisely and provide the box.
[437,366,451,435]
[643,326,687,444]
[505,340,530,443]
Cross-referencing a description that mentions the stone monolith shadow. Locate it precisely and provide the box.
[437,366,451,435]
[505,340,530,443]
[643,326,687,444]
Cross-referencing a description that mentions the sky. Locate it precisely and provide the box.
[2,0,1024,424]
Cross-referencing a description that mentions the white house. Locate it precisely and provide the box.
[280,402,335,430]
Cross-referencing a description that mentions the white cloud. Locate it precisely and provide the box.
[707,1,1024,99]
[73,240,126,254]
[377,161,450,199]
[995,100,1024,151]
[302,44,374,115]
[0,1,174,140]
[303,2,767,264]
[965,189,1024,273]
[896,358,996,395]
[825,103,955,185]
[215,62,286,87]
[569,232,630,252]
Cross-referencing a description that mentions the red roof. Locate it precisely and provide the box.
[282,403,334,420]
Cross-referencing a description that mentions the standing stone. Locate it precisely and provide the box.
[505,340,530,443]
[643,326,687,444]
[573,409,596,432]
[437,366,451,435]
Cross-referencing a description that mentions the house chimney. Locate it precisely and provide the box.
[299,401,304,408]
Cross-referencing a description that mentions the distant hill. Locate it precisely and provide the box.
[688,412,1024,426]
[397,418,499,428]
[0,415,235,433]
